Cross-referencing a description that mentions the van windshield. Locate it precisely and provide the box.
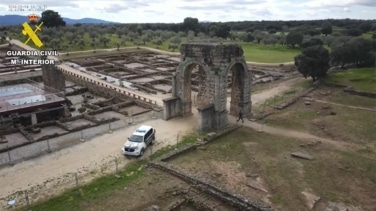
[129,135,143,143]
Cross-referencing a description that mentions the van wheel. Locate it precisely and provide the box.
[140,148,145,156]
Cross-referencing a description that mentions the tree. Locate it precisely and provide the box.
[40,34,51,45]
[62,44,69,56]
[359,22,372,33]
[160,31,172,41]
[197,32,207,40]
[55,29,64,40]
[286,31,303,48]
[347,37,375,66]
[136,25,143,35]
[187,30,195,41]
[253,31,265,44]
[128,31,137,41]
[170,36,182,45]
[141,35,149,45]
[263,34,278,45]
[91,41,96,53]
[115,28,123,38]
[152,37,163,48]
[49,39,60,50]
[321,21,332,36]
[99,36,110,47]
[120,36,127,46]
[133,40,143,46]
[183,17,199,33]
[301,37,323,48]
[89,31,98,42]
[294,45,330,81]
[65,32,74,44]
[209,23,230,39]
[78,39,85,49]
[346,28,363,36]
[168,43,179,52]
[245,33,254,42]
[331,45,353,68]
[38,10,66,28]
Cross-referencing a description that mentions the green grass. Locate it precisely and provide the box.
[263,89,298,107]
[11,31,300,63]
[325,67,376,92]
[149,133,197,160]
[327,90,376,109]
[23,160,147,211]
[21,134,198,211]
[241,42,300,63]
[361,32,375,39]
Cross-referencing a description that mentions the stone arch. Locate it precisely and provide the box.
[175,59,212,116]
[163,42,251,132]
[223,61,251,117]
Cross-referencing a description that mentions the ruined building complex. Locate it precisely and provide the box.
[1,42,252,132]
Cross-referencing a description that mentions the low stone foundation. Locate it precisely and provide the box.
[149,161,274,211]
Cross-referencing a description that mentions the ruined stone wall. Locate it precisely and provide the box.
[42,64,65,93]
[0,76,43,86]
[63,73,157,109]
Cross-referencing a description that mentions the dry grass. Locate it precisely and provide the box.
[170,127,376,210]
[264,87,376,145]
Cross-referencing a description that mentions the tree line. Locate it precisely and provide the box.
[0,10,374,81]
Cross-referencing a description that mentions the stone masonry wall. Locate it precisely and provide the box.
[42,64,65,93]
[63,73,157,109]
[196,65,211,106]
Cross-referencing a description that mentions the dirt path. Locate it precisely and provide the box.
[0,116,196,209]
[252,77,303,105]
[228,77,304,107]
[313,99,376,112]
[229,116,351,150]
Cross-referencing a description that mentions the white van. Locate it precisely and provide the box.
[121,125,156,157]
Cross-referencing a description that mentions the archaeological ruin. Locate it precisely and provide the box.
[0,39,295,166]
[163,42,251,131]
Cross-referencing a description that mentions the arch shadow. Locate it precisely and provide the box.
[223,61,251,117]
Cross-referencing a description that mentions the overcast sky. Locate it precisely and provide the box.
[1,0,376,23]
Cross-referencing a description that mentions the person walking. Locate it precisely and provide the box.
[237,110,244,123]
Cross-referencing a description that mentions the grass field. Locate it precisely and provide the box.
[324,67,376,92]
[240,42,300,63]
[170,127,376,210]
[264,87,376,144]
[11,32,300,63]
[361,32,376,39]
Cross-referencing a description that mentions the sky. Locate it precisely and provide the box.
[0,0,376,23]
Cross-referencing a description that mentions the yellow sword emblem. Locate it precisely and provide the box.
[22,22,44,48]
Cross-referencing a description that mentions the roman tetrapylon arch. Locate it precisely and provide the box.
[163,42,251,132]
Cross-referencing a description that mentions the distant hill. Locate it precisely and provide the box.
[0,15,116,25]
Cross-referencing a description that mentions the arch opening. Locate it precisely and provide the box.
[227,63,248,116]
[181,63,210,116]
